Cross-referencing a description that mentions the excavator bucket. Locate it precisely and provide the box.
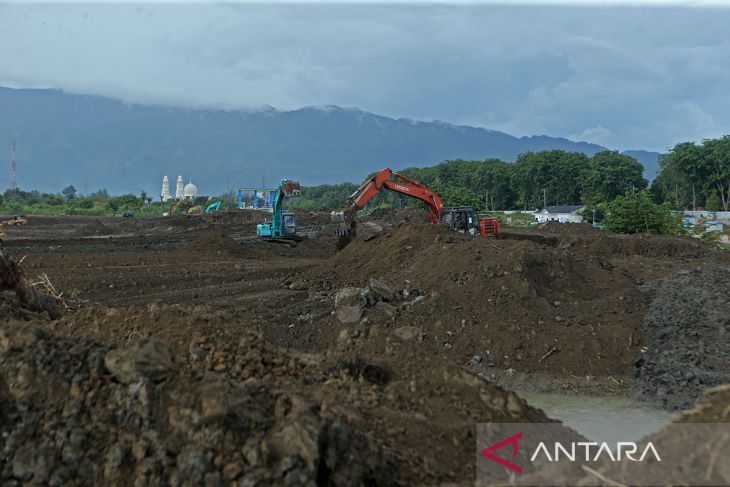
[329,210,358,250]
[282,181,301,198]
[330,211,350,235]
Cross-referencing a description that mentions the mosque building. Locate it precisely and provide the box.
[162,175,199,201]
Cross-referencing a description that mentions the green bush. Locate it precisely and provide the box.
[74,197,96,209]
[604,190,682,235]
[45,195,65,206]
[109,194,142,211]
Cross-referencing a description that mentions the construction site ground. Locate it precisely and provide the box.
[1,209,729,485]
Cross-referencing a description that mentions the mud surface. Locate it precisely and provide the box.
[0,210,729,485]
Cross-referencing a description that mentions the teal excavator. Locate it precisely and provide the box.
[205,201,222,213]
[256,179,302,244]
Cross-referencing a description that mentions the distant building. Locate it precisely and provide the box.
[175,175,184,200]
[704,221,726,233]
[183,180,198,199]
[236,188,276,211]
[161,175,171,202]
[684,211,730,226]
[536,205,586,223]
[162,175,200,201]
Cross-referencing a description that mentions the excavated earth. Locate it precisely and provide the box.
[1,210,729,485]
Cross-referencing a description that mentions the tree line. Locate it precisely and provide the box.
[0,186,227,217]
[294,135,729,216]
[293,150,647,212]
[652,136,730,211]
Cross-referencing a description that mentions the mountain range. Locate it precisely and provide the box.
[0,87,661,195]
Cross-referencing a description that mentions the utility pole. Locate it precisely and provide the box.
[542,189,547,209]
[10,141,17,191]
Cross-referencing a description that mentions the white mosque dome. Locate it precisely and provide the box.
[183,180,198,198]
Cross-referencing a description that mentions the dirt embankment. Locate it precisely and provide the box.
[1,309,551,487]
[284,220,730,396]
[633,266,730,410]
[295,223,650,380]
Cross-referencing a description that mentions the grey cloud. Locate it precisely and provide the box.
[0,3,729,151]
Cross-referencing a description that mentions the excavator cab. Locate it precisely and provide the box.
[282,212,297,236]
[439,207,480,236]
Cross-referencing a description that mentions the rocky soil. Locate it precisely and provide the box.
[1,310,550,486]
[1,210,729,485]
[633,266,730,410]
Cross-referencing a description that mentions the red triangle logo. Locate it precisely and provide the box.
[481,431,523,474]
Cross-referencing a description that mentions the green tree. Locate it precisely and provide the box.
[109,194,142,211]
[651,153,692,208]
[581,151,647,204]
[701,136,730,211]
[73,197,96,209]
[62,185,77,201]
[705,191,723,211]
[604,190,680,234]
[662,142,706,209]
[91,189,110,199]
[512,150,590,209]
[45,195,65,206]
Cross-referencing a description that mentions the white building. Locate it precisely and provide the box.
[161,175,171,202]
[175,175,184,200]
[183,180,198,199]
[536,205,586,223]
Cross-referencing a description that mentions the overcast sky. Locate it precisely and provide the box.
[1,1,729,151]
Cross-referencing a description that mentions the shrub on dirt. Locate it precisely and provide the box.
[604,190,682,235]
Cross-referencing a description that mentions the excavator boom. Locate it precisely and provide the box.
[331,167,499,248]
[331,168,442,245]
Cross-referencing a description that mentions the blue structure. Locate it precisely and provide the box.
[236,188,276,210]
[705,221,725,233]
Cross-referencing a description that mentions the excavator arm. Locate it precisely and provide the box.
[331,168,443,243]
[346,169,443,222]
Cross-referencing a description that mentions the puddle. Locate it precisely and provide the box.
[520,392,675,444]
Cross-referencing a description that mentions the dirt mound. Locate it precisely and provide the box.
[78,218,114,236]
[365,206,432,224]
[0,291,55,322]
[576,385,730,486]
[537,221,601,235]
[632,266,730,410]
[569,233,715,259]
[293,209,333,227]
[296,223,648,379]
[204,209,272,226]
[2,311,554,486]
[290,235,337,259]
[178,227,244,255]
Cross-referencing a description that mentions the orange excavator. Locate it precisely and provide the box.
[331,168,498,248]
